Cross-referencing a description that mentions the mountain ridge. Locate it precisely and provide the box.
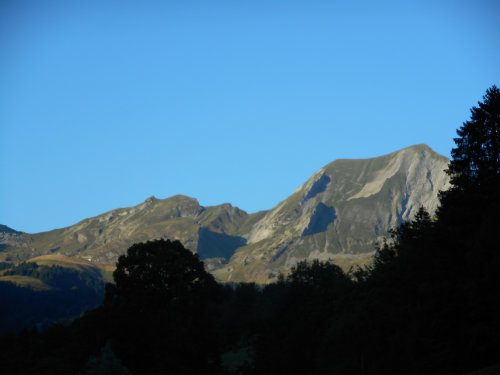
[0,144,450,283]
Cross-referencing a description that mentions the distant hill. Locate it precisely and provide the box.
[0,144,450,283]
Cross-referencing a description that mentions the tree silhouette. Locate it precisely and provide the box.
[102,239,221,374]
[106,239,217,308]
[446,85,500,191]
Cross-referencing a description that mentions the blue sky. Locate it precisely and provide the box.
[1,0,499,233]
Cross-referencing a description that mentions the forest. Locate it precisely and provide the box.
[0,86,498,374]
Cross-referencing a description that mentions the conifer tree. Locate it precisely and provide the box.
[445,85,500,192]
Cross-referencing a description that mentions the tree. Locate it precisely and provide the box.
[446,85,500,192]
[102,239,221,374]
[438,86,500,370]
[437,86,500,246]
[105,239,217,307]
[437,86,500,258]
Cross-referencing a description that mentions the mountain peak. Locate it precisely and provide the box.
[394,144,448,161]
[405,143,432,150]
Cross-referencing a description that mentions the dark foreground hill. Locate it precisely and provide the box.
[0,255,105,335]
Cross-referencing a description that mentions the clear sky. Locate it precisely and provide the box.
[1,0,499,233]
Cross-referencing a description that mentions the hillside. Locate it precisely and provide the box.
[0,254,106,334]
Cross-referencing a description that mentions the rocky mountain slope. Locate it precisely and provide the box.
[0,144,450,283]
[215,144,450,282]
[0,196,262,266]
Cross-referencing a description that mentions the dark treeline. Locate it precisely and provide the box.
[0,86,498,374]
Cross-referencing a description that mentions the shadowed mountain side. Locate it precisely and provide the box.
[301,174,331,203]
[302,203,336,236]
[197,227,246,262]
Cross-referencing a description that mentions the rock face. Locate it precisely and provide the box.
[0,144,450,283]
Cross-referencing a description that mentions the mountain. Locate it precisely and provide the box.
[0,144,450,283]
[0,196,262,268]
[214,144,450,282]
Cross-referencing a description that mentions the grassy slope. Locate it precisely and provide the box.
[0,275,52,291]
